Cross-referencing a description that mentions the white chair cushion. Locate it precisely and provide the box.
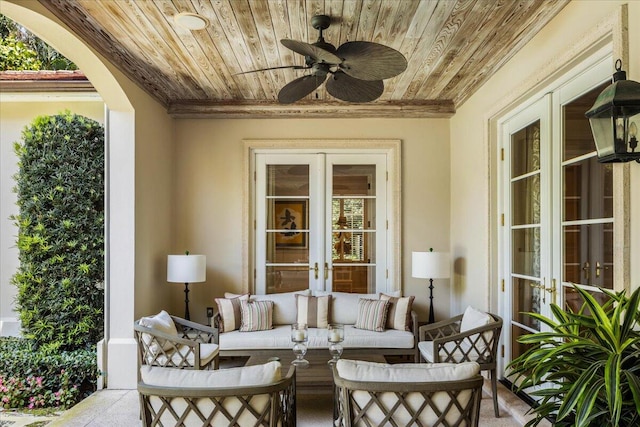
[336,360,480,427]
[141,362,280,427]
[140,361,281,388]
[138,310,178,352]
[460,306,493,354]
[460,306,492,331]
[337,359,479,382]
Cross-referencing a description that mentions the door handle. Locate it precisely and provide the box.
[309,262,318,280]
[595,261,607,278]
[582,261,590,281]
[324,262,331,280]
[529,280,547,303]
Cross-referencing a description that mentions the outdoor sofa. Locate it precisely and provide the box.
[214,290,419,362]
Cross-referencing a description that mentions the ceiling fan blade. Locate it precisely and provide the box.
[278,74,327,104]
[235,65,310,75]
[336,41,407,81]
[326,71,384,103]
[281,39,341,64]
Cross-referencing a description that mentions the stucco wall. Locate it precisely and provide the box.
[0,100,104,336]
[450,0,640,316]
[172,118,451,324]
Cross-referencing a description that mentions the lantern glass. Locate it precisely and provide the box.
[588,114,615,158]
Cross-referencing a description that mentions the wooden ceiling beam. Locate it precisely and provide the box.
[167,99,455,119]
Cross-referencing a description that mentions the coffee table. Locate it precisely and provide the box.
[245,350,386,394]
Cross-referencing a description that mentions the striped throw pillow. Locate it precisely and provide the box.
[380,294,415,331]
[296,294,331,328]
[214,294,249,333]
[354,299,390,332]
[240,300,274,332]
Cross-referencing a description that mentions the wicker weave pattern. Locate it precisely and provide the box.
[333,367,482,427]
[418,313,503,417]
[138,366,296,427]
[134,316,219,370]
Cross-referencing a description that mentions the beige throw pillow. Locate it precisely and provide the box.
[354,299,390,332]
[239,300,274,332]
[380,294,415,331]
[215,294,249,332]
[296,294,331,328]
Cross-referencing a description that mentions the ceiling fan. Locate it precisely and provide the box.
[240,15,408,104]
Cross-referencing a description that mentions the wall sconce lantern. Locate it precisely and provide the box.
[585,59,640,163]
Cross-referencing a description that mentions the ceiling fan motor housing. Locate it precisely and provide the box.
[311,62,330,77]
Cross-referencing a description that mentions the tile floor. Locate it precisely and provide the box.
[0,379,550,427]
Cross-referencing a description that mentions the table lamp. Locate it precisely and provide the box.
[412,249,450,324]
[167,252,206,320]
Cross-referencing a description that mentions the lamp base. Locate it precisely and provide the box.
[428,278,434,324]
[184,282,190,320]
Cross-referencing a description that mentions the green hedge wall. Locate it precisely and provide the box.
[11,111,105,351]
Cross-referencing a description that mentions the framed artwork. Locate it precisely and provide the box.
[275,200,307,248]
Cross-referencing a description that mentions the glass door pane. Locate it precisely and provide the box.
[265,164,311,293]
[331,165,376,293]
[510,120,546,351]
[561,83,613,302]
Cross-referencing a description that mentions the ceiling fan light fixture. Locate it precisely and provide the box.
[174,12,209,31]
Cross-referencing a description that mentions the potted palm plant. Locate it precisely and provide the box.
[508,284,640,427]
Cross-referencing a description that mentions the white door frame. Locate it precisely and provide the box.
[243,139,401,295]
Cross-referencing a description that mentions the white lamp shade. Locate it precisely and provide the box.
[167,255,206,283]
[412,251,450,279]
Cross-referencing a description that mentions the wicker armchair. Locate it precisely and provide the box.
[134,312,219,370]
[418,310,503,417]
[332,359,483,427]
[138,363,296,427]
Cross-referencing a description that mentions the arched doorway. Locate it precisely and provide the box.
[2,0,137,389]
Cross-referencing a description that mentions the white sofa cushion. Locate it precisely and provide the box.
[336,360,480,426]
[141,361,281,388]
[138,310,178,353]
[219,324,414,350]
[227,290,310,325]
[314,291,379,324]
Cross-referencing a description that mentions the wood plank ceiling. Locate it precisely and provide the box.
[40,0,569,118]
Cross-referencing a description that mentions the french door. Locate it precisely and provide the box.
[501,55,616,392]
[503,95,554,368]
[254,151,390,295]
